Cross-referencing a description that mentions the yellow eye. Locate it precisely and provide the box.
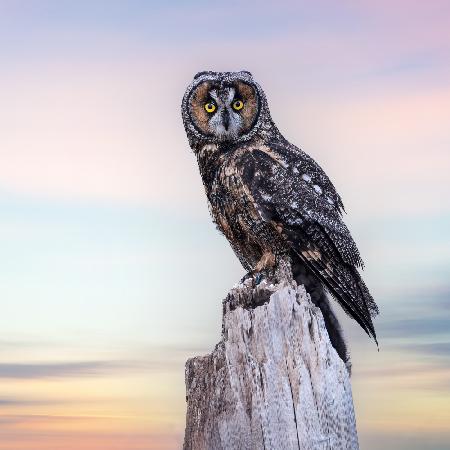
[204,102,216,113]
[232,100,244,111]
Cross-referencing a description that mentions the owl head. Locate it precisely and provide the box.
[182,71,274,149]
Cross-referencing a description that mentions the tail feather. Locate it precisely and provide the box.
[293,249,379,345]
[293,262,350,364]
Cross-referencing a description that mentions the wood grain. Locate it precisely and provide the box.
[183,280,359,450]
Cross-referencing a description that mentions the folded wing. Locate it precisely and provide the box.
[239,144,379,342]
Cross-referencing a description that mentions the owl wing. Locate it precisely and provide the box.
[239,143,379,342]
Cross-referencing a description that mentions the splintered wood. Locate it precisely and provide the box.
[183,280,359,450]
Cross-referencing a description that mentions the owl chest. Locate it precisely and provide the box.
[208,165,260,243]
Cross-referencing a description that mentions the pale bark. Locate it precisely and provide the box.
[183,279,359,450]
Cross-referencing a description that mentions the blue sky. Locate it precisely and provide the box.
[0,1,449,449]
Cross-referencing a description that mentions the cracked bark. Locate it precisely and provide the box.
[183,279,359,450]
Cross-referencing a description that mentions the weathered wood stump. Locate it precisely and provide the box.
[183,279,359,450]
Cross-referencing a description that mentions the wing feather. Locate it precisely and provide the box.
[239,143,379,341]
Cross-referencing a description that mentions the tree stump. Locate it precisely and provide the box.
[183,279,359,450]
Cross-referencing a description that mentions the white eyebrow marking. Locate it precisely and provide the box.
[226,87,235,104]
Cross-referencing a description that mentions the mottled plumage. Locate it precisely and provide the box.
[182,71,379,362]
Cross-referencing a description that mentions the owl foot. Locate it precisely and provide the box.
[254,272,265,285]
[239,270,268,286]
[239,271,255,285]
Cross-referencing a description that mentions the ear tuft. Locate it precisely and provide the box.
[194,71,214,80]
[240,70,253,77]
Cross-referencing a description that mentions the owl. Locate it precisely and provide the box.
[181,70,379,363]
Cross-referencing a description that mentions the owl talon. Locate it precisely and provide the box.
[255,273,265,285]
[240,272,254,285]
[239,271,265,286]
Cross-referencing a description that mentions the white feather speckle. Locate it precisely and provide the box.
[313,184,323,195]
[302,174,311,182]
[261,193,272,201]
[290,201,298,209]
[326,197,334,205]
[293,167,299,174]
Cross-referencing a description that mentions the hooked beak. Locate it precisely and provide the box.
[222,108,230,131]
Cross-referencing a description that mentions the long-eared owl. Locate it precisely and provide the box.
[181,70,379,364]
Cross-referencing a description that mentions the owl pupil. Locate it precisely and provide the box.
[205,102,215,113]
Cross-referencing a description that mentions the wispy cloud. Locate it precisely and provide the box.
[375,288,450,365]
[0,397,64,406]
[0,360,144,379]
[400,342,450,359]
[379,318,450,338]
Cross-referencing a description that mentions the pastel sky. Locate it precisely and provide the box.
[0,1,449,449]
